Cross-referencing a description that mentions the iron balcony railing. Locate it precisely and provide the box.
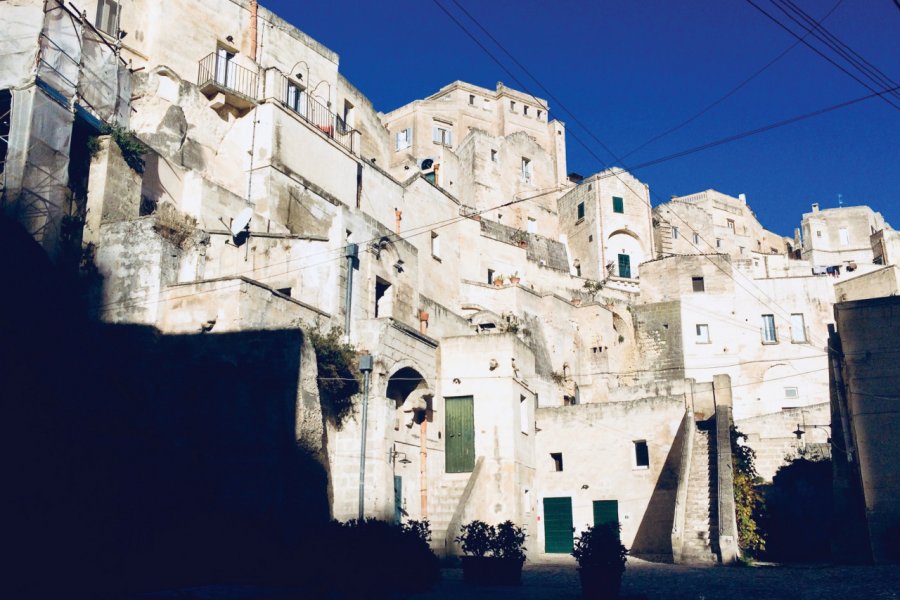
[275,73,358,154]
[198,52,259,102]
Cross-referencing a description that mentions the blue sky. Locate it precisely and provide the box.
[265,0,899,236]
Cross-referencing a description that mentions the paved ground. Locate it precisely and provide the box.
[135,557,900,599]
[414,557,900,600]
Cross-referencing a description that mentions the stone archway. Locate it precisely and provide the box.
[386,366,432,428]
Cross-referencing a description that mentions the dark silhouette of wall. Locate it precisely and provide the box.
[0,216,328,597]
[761,457,832,562]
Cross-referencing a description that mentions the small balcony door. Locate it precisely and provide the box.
[618,253,631,278]
[215,47,237,89]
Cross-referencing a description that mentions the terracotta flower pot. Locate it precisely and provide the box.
[509,276,520,284]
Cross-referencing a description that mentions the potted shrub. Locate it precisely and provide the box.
[511,231,528,248]
[509,271,521,285]
[572,522,627,599]
[493,274,506,287]
[456,520,526,585]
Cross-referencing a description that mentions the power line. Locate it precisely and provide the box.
[743,0,900,110]
[620,0,846,160]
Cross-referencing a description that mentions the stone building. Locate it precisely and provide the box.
[2,0,897,574]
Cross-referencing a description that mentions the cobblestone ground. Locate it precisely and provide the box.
[413,557,900,600]
[138,558,900,600]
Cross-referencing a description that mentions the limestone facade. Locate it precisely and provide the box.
[2,0,897,563]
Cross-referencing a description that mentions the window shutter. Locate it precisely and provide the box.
[395,132,402,150]
[432,126,440,143]
[446,130,453,146]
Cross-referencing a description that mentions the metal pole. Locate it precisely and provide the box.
[344,244,358,338]
[358,355,373,520]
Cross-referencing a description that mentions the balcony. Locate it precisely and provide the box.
[197,52,259,111]
[274,73,359,154]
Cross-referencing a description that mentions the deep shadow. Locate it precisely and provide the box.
[0,215,328,598]
[630,414,685,561]
[760,457,832,562]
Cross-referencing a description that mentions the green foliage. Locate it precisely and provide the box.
[308,325,360,428]
[582,279,604,296]
[456,520,527,561]
[550,370,566,384]
[731,425,766,556]
[104,124,147,174]
[152,202,197,249]
[572,522,628,572]
[511,230,528,245]
[86,136,101,158]
[402,519,433,545]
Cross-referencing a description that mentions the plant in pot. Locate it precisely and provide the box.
[509,271,521,285]
[493,274,506,287]
[572,522,627,599]
[456,520,527,585]
[511,230,528,248]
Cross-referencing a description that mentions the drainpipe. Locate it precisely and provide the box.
[420,419,428,520]
[344,243,358,337]
[249,0,258,61]
[358,354,373,520]
[394,208,402,235]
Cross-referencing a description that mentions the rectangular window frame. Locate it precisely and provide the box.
[395,127,412,151]
[576,202,585,221]
[761,314,778,344]
[692,276,705,292]
[633,440,649,469]
[695,324,710,344]
[612,196,624,214]
[790,313,807,343]
[520,395,529,434]
[551,452,563,472]
[522,157,533,183]
[431,231,441,260]
[95,0,120,35]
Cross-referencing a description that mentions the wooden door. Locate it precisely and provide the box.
[445,396,475,473]
[543,497,574,553]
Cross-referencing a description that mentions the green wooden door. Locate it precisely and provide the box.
[543,497,574,553]
[593,500,619,539]
[618,254,631,278]
[445,396,475,473]
[394,476,403,524]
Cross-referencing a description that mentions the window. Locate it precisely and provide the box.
[524,105,530,116]
[286,81,307,116]
[790,313,807,342]
[537,109,543,119]
[469,94,475,105]
[215,47,237,88]
[634,441,649,468]
[276,287,292,297]
[817,230,822,238]
[784,387,799,399]
[692,232,700,245]
[95,0,120,35]
[432,125,452,146]
[491,149,498,162]
[612,196,624,213]
[395,127,412,151]
[487,269,495,284]
[692,276,705,292]
[618,254,631,278]
[510,100,516,112]
[672,227,679,240]
[0,90,10,179]
[375,278,393,318]
[551,452,563,472]
[696,324,710,344]
[761,314,777,343]
[839,228,849,246]
[522,157,533,183]
[520,395,529,434]
[716,238,722,249]
[577,202,585,221]
[727,219,735,231]
[431,231,440,259]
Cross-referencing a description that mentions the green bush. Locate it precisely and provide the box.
[307,325,360,428]
[456,520,527,561]
[731,426,765,556]
[572,522,627,572]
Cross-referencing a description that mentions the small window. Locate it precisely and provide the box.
[839,228,849,246]
[395,127,411,151]
[487,269,495,285]
[432,125,452,146]
[510,100,516,112]
[672,227,679,240]
[276,287,292,297]
[612,196,624,213]
[431,231,440,259]
[469,94,475,105]
[634,441,649,468]
[285,81,306,114]
[762,314,777,343]
[524,105,530,116]
[491,149,498,162]
[727,219,735,231]
[95,0,120,35]
[692,232,700,245]
[375,277,393,319]
[588,234,593,242]
[537,109,543,119]
[692,276,705,292]
[520,395,529,434]
[551,452,563,472]
[817,230,822,238]
[522,157,533,183]
[577,202,585,221]
[696,324,710,344]
[716,238,723,248]
[790,313,807,342]
[784,387,799,399]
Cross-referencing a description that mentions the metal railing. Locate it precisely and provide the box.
[274,73,357,154]
[198,52,258,101]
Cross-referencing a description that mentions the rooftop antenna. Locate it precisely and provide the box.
[838,193,843,208]
[219,206,253,260]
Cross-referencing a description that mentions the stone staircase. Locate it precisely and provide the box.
[428,477,469,555]
[681,421,720,564]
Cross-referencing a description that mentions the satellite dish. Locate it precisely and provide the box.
[421,158,434,170]
[231,207,253,237]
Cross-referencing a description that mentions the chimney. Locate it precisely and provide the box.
[249,0,258,61]
[738,193,746,204]
[812,203,819,212]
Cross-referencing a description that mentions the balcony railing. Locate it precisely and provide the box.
[274,73,358,154]
[198,52,259,104]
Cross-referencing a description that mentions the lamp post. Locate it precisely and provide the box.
[358,354,373,520]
